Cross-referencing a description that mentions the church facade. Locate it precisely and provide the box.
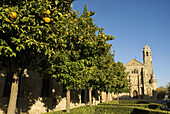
[125,44,157,98]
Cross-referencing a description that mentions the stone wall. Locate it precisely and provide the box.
[0,70,101,114]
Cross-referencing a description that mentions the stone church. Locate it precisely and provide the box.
[125,44,157,98]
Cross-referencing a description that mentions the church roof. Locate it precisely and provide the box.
[125,59,144,67]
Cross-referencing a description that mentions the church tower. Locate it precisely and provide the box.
[143,44,152,69]
[143,44,157,96]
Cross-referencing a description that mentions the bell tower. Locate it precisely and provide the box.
[143,44,157,96]
[143,44,152,69]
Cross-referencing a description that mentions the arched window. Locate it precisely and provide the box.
[146,52,148,56]
[132,69,138,74]
[133,90,138,98]
[134,69,136,73]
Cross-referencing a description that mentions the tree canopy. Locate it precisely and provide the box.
[0,0,76,113]
[113,62,130,94]
[0,0,130,113]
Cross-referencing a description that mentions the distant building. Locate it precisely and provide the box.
[125,44,157,98]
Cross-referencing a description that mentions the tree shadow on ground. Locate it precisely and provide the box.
[0,71,84,113]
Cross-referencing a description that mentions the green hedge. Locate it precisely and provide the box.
[45,106,95,114]
[99,103,163,110]
[45,100,169,114]
[46,105,170,114]
[118,100,149,104]
[96,105,169,114]
[99,102,164,110]
[99,100,150,105]
[95,105,134,114]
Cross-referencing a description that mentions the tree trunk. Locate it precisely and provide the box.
[111,93,113,101]
[106,91,108,103]
[100,90,102,103]
[84,87,88,104]
[7,71,19,114]
[66,90,70,113]
[117,93,119,104]
[79,90,81,104]
[94,90,97,105]
[89,87,92,106]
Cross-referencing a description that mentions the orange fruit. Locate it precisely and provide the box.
[51,65,54,68]
[88,12,91,15]
[70,21,73,24]
[104,37,107,40]
[76,27,78,29]
[81,18,83,20]
[44,17,51,23]
[78,38,81,41]
[46,10,51,15]
[99,33,101,36]
[10,12,17,19]
[61,44,64,46]
[75,19,77,22]
[104,44,106,47]
[90,42,92,45]
[66,32,69,35]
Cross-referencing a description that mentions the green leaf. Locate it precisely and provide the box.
[55,0,59,5]
[20,44,25,50]
[21,17,28,22]
[58,12,62,16]
[16,46,20,51]
[4,18,12,23]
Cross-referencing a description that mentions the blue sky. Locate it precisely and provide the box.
[72,0,170,87]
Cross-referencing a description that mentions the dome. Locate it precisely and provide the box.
[143,44,151,51]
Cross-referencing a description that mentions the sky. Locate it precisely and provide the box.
[72,0,170,87]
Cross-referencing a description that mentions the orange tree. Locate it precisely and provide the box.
[45,4,115,111]
[92,52,116,103]
[75,4,115,106]
[93,56,130,103]
[112,62,130,100]
[0,0,74,113]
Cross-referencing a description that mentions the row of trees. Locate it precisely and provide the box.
[0,0,130,113]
